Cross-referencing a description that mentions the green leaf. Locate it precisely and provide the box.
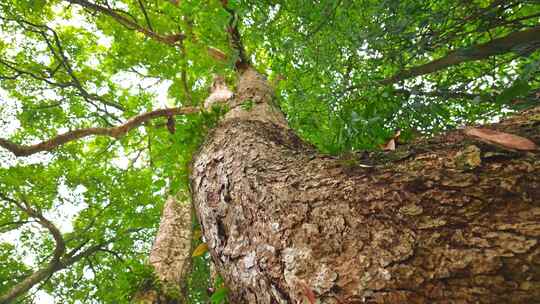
[496,80,531,104]
[210,286,229,304]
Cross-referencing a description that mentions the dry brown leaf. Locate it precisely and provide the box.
[380,129,401,151]
[464,127,538,151]
[380,138,396,151]
[192,243,209,257]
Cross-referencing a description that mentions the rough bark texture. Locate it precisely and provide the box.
[133,196,193,303]
[190,68,540,303]
[150,196,193,291]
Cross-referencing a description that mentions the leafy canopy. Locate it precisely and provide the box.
[0,0,539,302]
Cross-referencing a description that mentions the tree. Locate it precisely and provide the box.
[0,0,539,303]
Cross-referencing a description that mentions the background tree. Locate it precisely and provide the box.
[0,0,539,303]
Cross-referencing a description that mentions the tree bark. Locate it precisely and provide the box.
[132,195,193,303]
[190,67,540,303]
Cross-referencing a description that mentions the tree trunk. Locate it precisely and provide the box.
[133,195,193,303]
[190,67,540,303]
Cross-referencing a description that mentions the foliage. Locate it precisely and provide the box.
[241,0,540,153]
[185,219,211,303]
[209,276,228,304]
[0,0,538,302]
[0,244,31,300]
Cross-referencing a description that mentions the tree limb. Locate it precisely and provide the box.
[178,41,193,105]
[0,220,34,229]
[37,21,125,112]
[381,26,540,84]
[0,195,66,263]
[66,0,184,45]
[0,58,71,89]
[0,56,120,124]
[0,194,66,304]
[221,2,250,71]
[0,203,142,304]
[0,16,125,122]
[63,227,144,266]
[0,107,199,157]
[65,1,233,66]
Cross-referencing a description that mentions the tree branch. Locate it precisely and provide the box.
[381,26,540,84]
[221,2,250,71]
[0,16,125,122]
[0,106,199,157]
[38,22,125,112]
[0,220,34,229]
[66,0,184,45]
[0,195,66,263]
[0,56,120,124]
[0,201,142,304]
[178,41,193,105]
[137,0,154,32]
[63,227,144,266]
[0,194,66,304]
[0,58,71,89]
[305,0,343,39]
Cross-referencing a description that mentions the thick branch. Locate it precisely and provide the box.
[0,264,59,304]
[0,223,142,303]
[0,195,66,304]
[382,26,540,84]
[0,195,66,263]
[221,3,250,71]
[0,107,199,157]
[66,0,184,45]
